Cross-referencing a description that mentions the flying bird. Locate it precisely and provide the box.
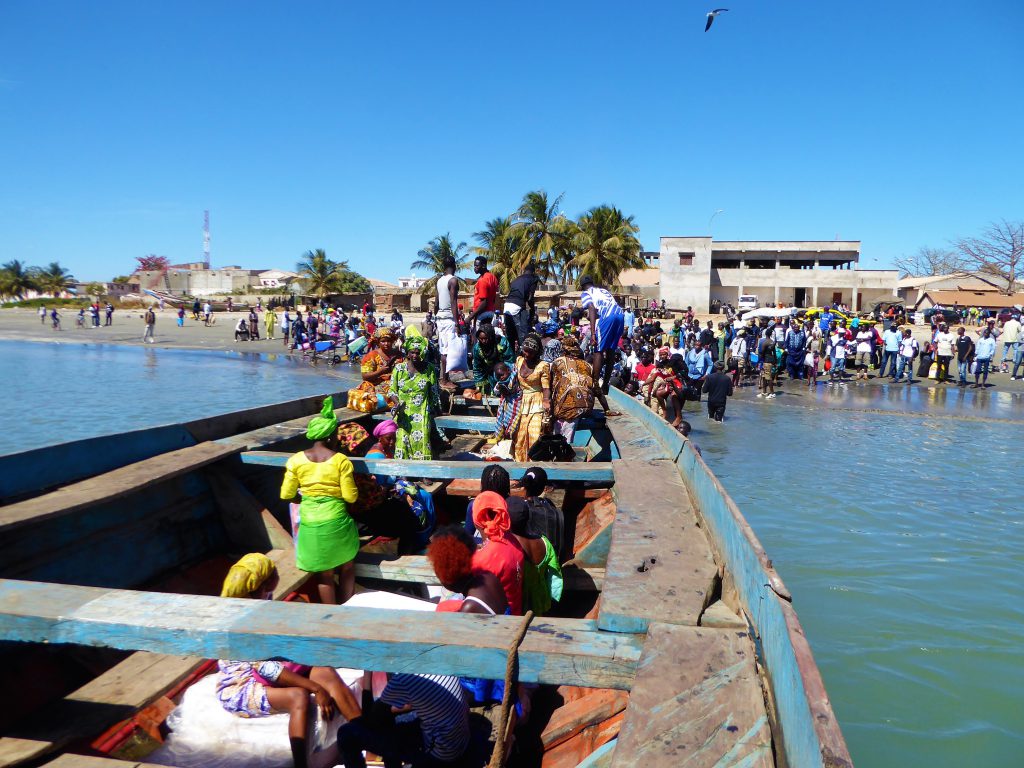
[705,8,728,32]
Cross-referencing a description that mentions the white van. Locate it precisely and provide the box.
[738,295,759,311]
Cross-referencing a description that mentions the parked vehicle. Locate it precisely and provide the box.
[737,294,759,311]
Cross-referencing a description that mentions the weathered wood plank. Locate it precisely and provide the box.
[700,600,747,630]
[611,622,772,768]
[240,451,615,483]
[42,754,176,768]
[355,554,603,591]
[204,468,274,552]
[0,580,643,690]
[602,409,667,463]
[598,461,717,633]
[0,552,307,768]
[0,443,242,531]
[574,738,617,768]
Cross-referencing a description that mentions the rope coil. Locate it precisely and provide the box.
[488,610,535,768]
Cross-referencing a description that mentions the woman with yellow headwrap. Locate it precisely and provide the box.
[388,331,442,460]
[280,396,359,604]
[216,554,361,768]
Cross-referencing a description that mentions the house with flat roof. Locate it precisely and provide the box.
[656,237,898,312]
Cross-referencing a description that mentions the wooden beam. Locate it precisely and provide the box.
[240,451,615,483]
[611,623,772,767]
[598,461,717,633]
[214,407,366,452]
[0,443,242,532]
[371,412,605,434]
[0,580,643,690]
[355,554,604,591]
[0,552,307,768]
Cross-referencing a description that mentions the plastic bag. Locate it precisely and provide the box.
[445,334,468,373]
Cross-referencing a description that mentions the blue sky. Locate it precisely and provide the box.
[1,0,1022,282]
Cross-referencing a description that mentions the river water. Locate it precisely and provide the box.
[692,392,1024,767]
[2,341,1021,765]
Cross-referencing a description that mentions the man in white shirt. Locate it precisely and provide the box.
[880,325,902,379]
[896,328,919,384]
[434,257,460,391]
[933,324,956,383]
[999,315,1021,371]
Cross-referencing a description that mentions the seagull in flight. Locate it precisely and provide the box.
[705,8,729,32]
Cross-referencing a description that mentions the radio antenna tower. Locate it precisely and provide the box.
[203,210,211,268]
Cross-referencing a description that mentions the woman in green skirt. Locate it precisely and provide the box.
[280,396,359,604]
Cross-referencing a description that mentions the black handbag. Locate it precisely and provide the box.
[527,434,576,463]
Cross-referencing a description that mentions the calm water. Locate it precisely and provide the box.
[0,341,359,455]
[692,395,1024,767]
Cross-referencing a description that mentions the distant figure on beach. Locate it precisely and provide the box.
[50,307,61,330]
[234,318,249,342]
[176,306,185,327]
[104,302,114,326]
[202,301,212,326]
[264,309,276,340]
[39,305,46,324]
[143,306,156,343]
[248,309,260,341]
[226,297,233,313]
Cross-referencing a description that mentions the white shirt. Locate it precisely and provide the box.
[934,331,956,357]
[899,337,918,358]
[856,330,873,354]
[435,274,456,315]
[1002,318,1021,343]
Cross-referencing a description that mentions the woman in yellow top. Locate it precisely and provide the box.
[280,396,359,604]
[510,332,551,462]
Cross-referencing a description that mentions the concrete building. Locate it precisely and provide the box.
[656,237,898,312]
[132,265,265,296]
[897,272,1007,307]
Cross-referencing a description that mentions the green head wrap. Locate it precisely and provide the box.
[404,334,428,355]
[306,396,338,441]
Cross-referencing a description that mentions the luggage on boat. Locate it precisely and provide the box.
[527,433,576,462]
[347,388,382,413]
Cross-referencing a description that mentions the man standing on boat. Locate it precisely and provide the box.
[467,255,499,332]
[579,275,625,415]
[503,263,540,353]
[435,256,460,392]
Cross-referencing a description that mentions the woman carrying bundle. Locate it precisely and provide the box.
[280,396,359,604]
[216,554,361,768]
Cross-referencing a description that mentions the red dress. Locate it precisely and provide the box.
[472,538,524,615]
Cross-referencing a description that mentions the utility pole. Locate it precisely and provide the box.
[203,210,211,268]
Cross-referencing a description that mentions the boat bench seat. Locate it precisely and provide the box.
[0,550,306,768]
[354,553,604,591]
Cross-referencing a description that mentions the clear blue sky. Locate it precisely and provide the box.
[1,0,1022,281]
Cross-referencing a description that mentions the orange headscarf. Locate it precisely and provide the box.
[472,491,511,540]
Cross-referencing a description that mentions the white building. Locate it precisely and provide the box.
[258,269,300,288]
[655,237,899,312]
[397,274,429,290]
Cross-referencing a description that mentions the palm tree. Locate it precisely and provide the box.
[570,205,645,288]
[33,262,76,297]
[471,216,519,293]
[409,234,471,295]
[509,190,574,282]
[0,260,37,300]
[296,249,351,298]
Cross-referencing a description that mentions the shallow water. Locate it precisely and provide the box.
[693,395,1024,767]
[0,341,359,455]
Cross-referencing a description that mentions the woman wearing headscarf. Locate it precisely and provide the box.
[471,491,525,615]
[388,332,442,460]
[216,554,361,768]
[359,327,402,394]
[548,333,594,442]
[264,308,277,340]
[510,332,551,462]
[280,397,359,604]
[470,322,514,394]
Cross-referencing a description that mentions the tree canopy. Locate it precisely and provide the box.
[0,260,37,300]
[297,249,370,297]
[33,261,76,297]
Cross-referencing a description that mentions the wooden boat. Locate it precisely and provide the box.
[0,386,852,768]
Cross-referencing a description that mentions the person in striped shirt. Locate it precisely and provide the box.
[337,672,470,767]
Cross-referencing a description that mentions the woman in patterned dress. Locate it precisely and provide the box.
[510,333,551,462]
[359,327,402,394]
[216,553,361,768]
[388,333,442,460]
